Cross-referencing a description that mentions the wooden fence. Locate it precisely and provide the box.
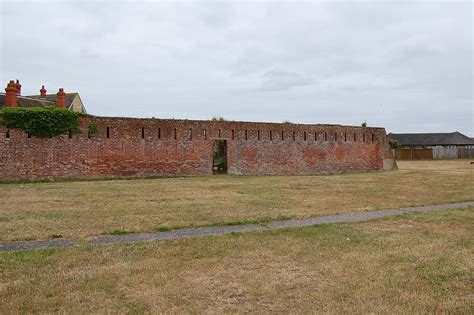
[394,147,474,160]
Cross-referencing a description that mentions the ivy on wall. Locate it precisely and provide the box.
[0,107,81,138]
[87,123,98,136]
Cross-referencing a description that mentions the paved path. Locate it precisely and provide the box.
[1,201,473,252]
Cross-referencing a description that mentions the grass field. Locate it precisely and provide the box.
[0,160,473,242]
[1,207,472,313]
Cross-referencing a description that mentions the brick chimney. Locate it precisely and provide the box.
[4,80,18,108]
[15,79,22,95]
[40,85,47,98]
[56,88,66,108]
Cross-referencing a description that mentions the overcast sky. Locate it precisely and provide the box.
[1,0,472,135]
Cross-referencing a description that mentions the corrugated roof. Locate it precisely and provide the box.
[388,132,474,146]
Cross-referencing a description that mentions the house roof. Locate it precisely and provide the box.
[0,93,55,108]
[26,93,79,110]
[388,132,474,146]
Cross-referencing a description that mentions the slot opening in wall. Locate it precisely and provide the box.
[232,129,235,140]
[189,128,193,140]
[281,130,284,140]
[158,128,161,139]
[335,132,338,141]
[270,130,273,141]
[293,131,295,141]
[324,132,328,141]
[363,134,366,142]
[174,128,177,140]
[68,130,72,139]
[204,129,207,140]
[304,132,307,141]
[212,140,227,175]
[257,130,260,141]
[218,129,221,138]
[6,129,10,138]
[344,132,347,142]
[372,133,375,142]
[315,132,318,141]
[28,132,32,138]
[141,127,145,139]
[245,130,248,140]
[106,127,110,139]
[354,133,356,142]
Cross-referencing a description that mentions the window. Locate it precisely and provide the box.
[218,129,221,138]
[270,130,273,141]
[281,130,284,140]
[344,132,347,142]
[106,127,110,139]
[141,127,145,139]
[257,130,260,140]
[232,129,235,140]
[158,128,161,139]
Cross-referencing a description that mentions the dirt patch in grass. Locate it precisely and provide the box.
[0,208,472,313]
[0,160,472,242]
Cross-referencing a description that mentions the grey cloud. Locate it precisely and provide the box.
[1,0,472,135]
[260,69,312,91]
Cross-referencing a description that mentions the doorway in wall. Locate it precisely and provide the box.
[212,140,227,174]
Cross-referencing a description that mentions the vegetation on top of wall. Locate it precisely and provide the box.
[212,116,226,121]
[361,121,368,127]
[0,107,80,138]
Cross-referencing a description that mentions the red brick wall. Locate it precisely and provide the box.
[0,116,396,181]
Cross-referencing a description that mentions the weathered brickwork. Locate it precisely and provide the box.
[0,116,396,181]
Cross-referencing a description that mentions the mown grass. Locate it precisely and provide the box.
[0,160,472,241]
[1,207,472,313]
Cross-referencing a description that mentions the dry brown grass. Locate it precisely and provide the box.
[1,207,472,313]
[0,160,472,242]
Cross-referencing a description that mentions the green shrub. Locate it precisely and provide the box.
[389,139,400,149]
[0,107,80,138]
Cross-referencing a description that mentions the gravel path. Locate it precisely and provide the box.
[1,201,473,252]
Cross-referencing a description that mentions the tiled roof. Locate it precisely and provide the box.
[0,93,55,108]
[26,93,78,109]
[388,132,474,146]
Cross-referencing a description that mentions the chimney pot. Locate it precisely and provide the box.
[15,79,22,95]
[4,80,18,107]
[40,85,47,98]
